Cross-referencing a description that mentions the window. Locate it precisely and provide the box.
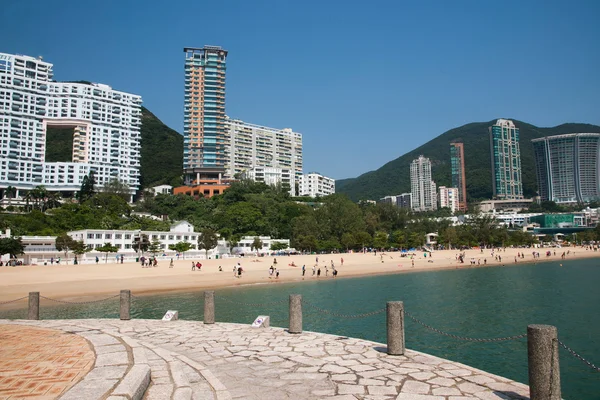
[176,236,181,240]
[87,233,94,239]
[105,234,112,239]
[191,236,196,241]
[125,234,131,239]
[160,235,166,240]
[95,233,102,239]
[184,236,189,240]
[125,244,131,249]
[168,235,174,240]
[115,234,122,239]
[152,235,158,239]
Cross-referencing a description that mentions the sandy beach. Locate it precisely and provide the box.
[0,246,597,307]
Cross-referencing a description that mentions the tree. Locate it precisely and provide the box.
[270,241,288,251]
[102,178,131,202]
[169,241,193,259]
[132,234,150,255]
[4,186,16,208]
[372,231,389,250]
[55,233,77,264]
[355,231,372,249]
[96,242,118,263]
[198,228,219,258]
[77,172,96,203]
[340,232,355,252]
[0,237,25,261]
[228,233,242,254]
[71,240,92,262]
[439,226,458,250]
[148,239,162,256]
[251,236,263,254]
[294,235,318,252]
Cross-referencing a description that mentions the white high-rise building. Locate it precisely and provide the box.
[224,117,303,185]
[410,155,437,212]
[299,173,335,197]
[0,53,142,198]
[438,186,459,213]
[244,166,294,195]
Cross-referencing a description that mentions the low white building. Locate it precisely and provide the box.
[438,186,459,213]
[299,172,335,197]
[0,229,59,265]
[150,184,173,195]
[232,236,291,255]
[243,167,295,195]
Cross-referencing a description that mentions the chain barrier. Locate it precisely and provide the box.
[558,339,600,372]
[40,294,121,305]
[0,296,28,305]
[405,311,526,342]
[215,296,288,307]
[303,301,386,319]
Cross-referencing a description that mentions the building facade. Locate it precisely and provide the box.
[532,133,600,204]
[183,46,227,184]
[450,142,467,211]
[243,167,295,195]
[224,117,303,183]
[489,119,523,199]
[0,53,142,197]
[410,155,437,212]
[438,186,459,213]
[299,173,335,197]
[396,193,412,209]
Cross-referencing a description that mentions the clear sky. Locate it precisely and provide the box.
[2,0,599,180]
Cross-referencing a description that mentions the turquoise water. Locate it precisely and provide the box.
[1,259,599,399]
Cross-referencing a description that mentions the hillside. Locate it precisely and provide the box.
[139,106,183,188]
[336,120,600,202]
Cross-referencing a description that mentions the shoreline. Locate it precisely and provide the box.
[0,246,597,310]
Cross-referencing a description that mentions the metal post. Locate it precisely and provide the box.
[387,301,404,355]
[28,292,39,320]
[120,290,131,320]
[528,324,561,400]
[204,291,215,324]
[289,294,302,334]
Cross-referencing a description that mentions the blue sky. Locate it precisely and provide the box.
[2,0,599,180]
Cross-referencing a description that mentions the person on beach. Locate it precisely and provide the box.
[196,262,202,271]
[233,265,237,277]
[276,269,280,279]
[121,254,124,264]
[273,258,277,266]
[312,265,316,276]
[192,262,195,271]
[302,265,306,276]
[341,257,344,266]
[325,266,329,276]
[170,258,174,268]
[96,256,99,264]
[237,266,243,278]
[333,268,338,278]
[317,267,321,277]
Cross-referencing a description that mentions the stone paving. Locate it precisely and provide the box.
[0,319,531,400]
[0,324,94,399]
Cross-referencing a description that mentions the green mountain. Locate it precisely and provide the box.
[139,106,183,188]
[336,120,600,202]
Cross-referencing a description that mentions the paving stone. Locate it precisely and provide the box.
[111,364,151,400]
[432,387,462,396]
[400,380,430,394]
[409,371,436,381]
[85,365,128,380]
[396,394,444,400]
[95,351,129,367]
[368,385,398,395]
[337,383,366,395]
[427,377,455,387]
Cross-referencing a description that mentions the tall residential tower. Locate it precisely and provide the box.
[489,119,523,199]
[450,142,467,211]
[183,46,227,184]
[410,155,437,212]
[532,133,600,204]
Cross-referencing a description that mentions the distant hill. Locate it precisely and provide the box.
[139,106,183,188]
[336,120,600,202]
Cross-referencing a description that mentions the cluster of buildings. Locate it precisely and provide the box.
[380,119,600,213]
[173,46,334,198]
[0,48,336,204]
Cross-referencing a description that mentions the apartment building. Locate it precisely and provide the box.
[489,119,523,199]
[438,186,459,213]
[532,133,600,204]
[299,172,335,197]
[183,46,227,185]
[224,117,303,182]
[410,155,437,212]
[450,142,467,211]
[0,52,142,198]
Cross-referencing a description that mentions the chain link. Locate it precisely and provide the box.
[215,296,288,307]
[40,294,121,305]
[0,296,28,305]
[303,301,386,319]
[558,339,600,372]
[405,311,526,342]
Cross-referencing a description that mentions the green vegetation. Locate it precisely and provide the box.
[45,127,74,162]
[337,120,600,202]
[139,107,183,188]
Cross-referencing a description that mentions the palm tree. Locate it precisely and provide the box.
[4,186,16,208]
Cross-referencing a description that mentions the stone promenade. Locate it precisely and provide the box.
[0,319,530,400]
